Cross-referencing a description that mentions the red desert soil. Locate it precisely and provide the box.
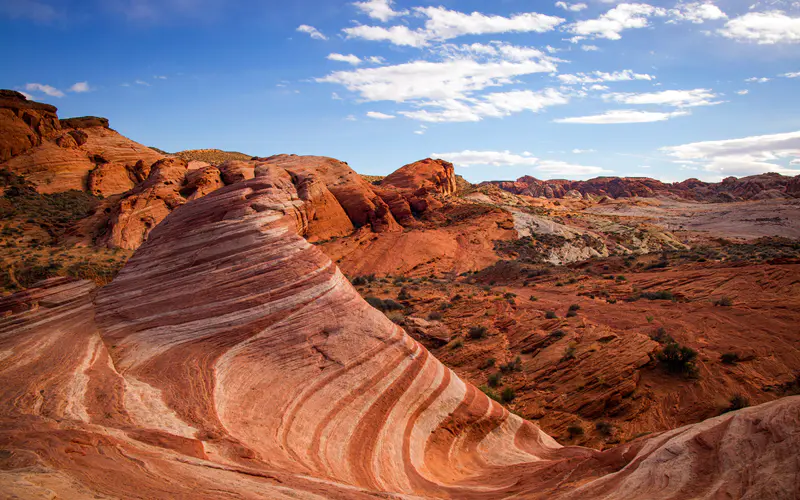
[1,170,798,499]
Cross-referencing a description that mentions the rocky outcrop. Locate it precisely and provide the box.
[59,116,110,129]
[376,158,459,223]
[0,90,61,162]
[0,173,798,499]
[488,173,800,202]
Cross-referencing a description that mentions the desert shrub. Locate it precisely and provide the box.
[499,356,522,373]
[566,310,577,318]
[650,327,674,344]
[567,424,584,438]
[468,325,488,340]
[480,358,496,370]
[545,310,557,319]
[450,339,464,349]
[397,287,412,300]
[504,292,517,300]
[595,421,614,437]
[568,304,581,312]
[646,315,654,323]
[365,296,404,312]
[720,352,740,365]
[640,290,674,301]
[529,295,538,301]
[725,394,750,413]
[487,372,503,388]
[562,345,576,361]
[714,297,733,307]
[428,311,443,321]
[351,276,368,286]
[450,294,462,302]
[550,329,566,340]
[480,385,501,402]
[616,275,627,282]
[500,387,516,403]
[657,342,698,377]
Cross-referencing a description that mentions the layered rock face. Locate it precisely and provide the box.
[0,95,164,195]
[488,173,800,201]
[1,166,798,499]
[0,90,61,162]
[376,158,458,224]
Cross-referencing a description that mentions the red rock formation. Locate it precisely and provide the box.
[0,90,61,162]
[0,171,798,498]
[488,173,800,201]
[381,158,458,196]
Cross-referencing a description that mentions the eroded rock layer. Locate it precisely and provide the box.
[1,166,799,499]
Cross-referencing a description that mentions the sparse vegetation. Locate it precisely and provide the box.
[721,352,740,365]
[567,424,584,438]
[562,345,577,361]
[397,287,413,300]
[487,372,503,388]
[499,356,522,373]
[595,421,614,437]
[480,358,496,370]
[657,342,699,377]
[545,310,557,319]
[468,325,488,340]
[365,296,404,312]
[500,387,516,403]
[714,297,733,307]
[724,394,750,413]
[428,311,443,321]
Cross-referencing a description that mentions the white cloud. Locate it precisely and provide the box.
[555,109,690,124]
[603,88,722,107]
[558,69,655,84]
[353,0,407,22]
[782,71,800,77]
[135,79,151,86]
[555,2,588,12]
[332,92,343,100]
[572,148,596,153]
[68,81,91,93]
[719,11,800,44]
[153,75,168,80]
[661,130,800,176]
[414,129,425,135]
[319,54,557,102]
[328,53,362,65]
[366,111,396,119]
[366,56,386,64]
[343,25,429,47]
[589,84,610,90]
[569,3,667,40]
[581,44,600,51]
[737,89,749,95]
[297,24,327,40]
[24,83,64,97]
[745,76,770,82]
[669,2,727,23]
[345,114,357,121]
[431,149,608,175]
[417,6,565,40]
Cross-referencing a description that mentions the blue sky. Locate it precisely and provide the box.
[1,0,799,183]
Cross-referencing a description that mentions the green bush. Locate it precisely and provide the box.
[595,421,614,437]
[500,387,516,403]
[640,290,674,301]
[480,358,496,370]
[567,424,584,438]
[487,372,503,388]
[545,310,557,319]
[468,326,488,340]
[499,356,522,373]
[720,352,740,365]
[365,296,404,312]
[725,394,750,413]
[397,287,412,300]
[657,342,698,377]
[568,304,581,312]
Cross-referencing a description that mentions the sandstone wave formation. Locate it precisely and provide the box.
[1,164,799,499]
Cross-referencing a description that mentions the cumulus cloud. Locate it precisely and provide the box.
[572,148,596,153]
[737,89,749,95]
[343,25,429,47]
[318,49,557,103]
[327,53,362,65]
[431,149,608,175]
[555,109,690,124]
[366,111,396,119]
[24,83,64,97]
[669,2,727,23]
[556,2,588,12]
[602,88,723,107]
[68,81,92,93]
[353,0,407,22]
[135,79,151,86]
[661,130,800,176]
[558,69,655,84]
[581,44,600,51]
[297,24,327,40]
[719,11,800,44]
[344,7,564,47]
[401,88,570,123]
[745,76,770,82]
[782,71,800,77]
[569,3,667,40]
